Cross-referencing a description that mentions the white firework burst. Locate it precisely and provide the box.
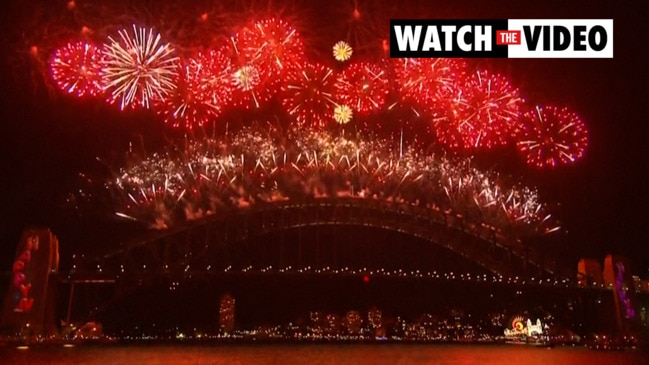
[101,25,180,110]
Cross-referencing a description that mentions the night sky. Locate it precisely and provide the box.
[0,0,647,276]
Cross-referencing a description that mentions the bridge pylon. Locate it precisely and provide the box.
[1,228,59,337]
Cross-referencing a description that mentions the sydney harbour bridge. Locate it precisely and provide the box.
[70,197,564,281]
[4,196,629,337]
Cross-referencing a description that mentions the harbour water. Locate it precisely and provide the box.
[1,344,647,365]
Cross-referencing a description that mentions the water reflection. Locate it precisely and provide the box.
[0,344,647,365]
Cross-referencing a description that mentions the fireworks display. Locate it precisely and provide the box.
[222,34,280,109]
[393,58,464,113]
[155,50,233,129]
[101,25,180,110]
[516,106,589,168]
[239,18,305,76]
[43,17,590,168]
[336,62,389,114]
[50,41,104,97]
[435,70,523,149]
[108,127,558,238]
[333,41,353,62]
[232,64,260,91]
[334,104,353,124]
[36,11,595,244]
[280,62,338,127]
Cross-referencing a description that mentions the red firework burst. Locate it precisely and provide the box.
[431,84,469,149]
[279,62,337,128]
[154,50,233,129]
[221,33,279,109]
[239,18,305,76]
[516,105,589,168]
[336,62,389,114]
[188,49,233,111]
[50,41,104,97]
[436,70,523,149]
[393,58,465,112]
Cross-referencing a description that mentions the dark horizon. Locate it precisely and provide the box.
[0,0,647,277]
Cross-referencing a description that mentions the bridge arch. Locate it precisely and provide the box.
[71,198,563,281]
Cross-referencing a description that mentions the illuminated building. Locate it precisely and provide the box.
[345,310,362,335]
[367,307,384,337]
[526,319,544,337]
[503,316,545,338]
[419,314,439,337]
[325,313,341,335]
[309,311,323,337]
[219,293,235,334]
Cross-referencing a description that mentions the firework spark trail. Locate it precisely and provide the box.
[108,127,557,238]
